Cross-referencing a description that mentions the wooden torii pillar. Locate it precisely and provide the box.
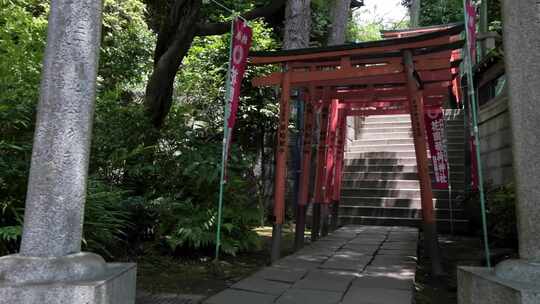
[271,65,291,263]
[294,95,315,250]
[321,99,340,236]
[403,50,444,275]
[331,109,348,230]
[312,100,330,241]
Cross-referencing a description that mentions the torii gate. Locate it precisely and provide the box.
[250,24,464,265]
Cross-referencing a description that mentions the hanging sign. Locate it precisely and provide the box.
[465,0,477,64]
[425,107,449,189]
[223,18,253,161]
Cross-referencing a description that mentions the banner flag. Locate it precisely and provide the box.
[465,0,477,64]
[223,18,253,164]
[425,107,450,189]
[216,17,252,260]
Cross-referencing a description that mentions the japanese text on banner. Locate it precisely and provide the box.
[425,107,449,189]
[224,18,252,161]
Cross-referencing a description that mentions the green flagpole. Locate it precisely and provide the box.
[462,0,491,268]
[215,19,235,261]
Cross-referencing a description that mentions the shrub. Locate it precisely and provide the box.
[464,183,518,249]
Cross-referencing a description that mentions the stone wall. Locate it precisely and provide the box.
[478,91,514,186]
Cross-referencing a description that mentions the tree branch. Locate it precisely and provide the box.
[195,0,286,36]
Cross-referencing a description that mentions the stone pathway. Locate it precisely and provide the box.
[203,225,419,304]
[136,292,204,304]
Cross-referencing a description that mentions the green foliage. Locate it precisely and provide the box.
[465,183,518,249]
[1,0,274,259]
[99,0,155,91]
[83,179,132,258]
[418,0,464,26]
[0,0,48,255]
[486,184,517,248]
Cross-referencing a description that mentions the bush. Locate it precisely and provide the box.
[486,184,517,248]
[83,179,133,258]
[465,183,518,249]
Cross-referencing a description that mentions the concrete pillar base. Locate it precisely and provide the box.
[458,266,540,304]
[0,263,136,304]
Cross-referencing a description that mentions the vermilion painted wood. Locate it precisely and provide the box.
[313,103,330,204]
[403,51,436,226]
[324,99,339,204]
[382,24,459,38]
[250,35,460,65]
[298,99,315,206]
[332,111,347,202]
[314,85,450,101]
[252,64,404,87]
[273,67,291,225]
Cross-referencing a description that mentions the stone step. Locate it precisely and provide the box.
[355,126,411,133]
[356,132,465,141]
[343,164,466,174]
[341,179,465,188]
[339,216,469,233]
[340,196,464,209]
[344,158,418,166]
[342,179,421,188]
[349,141,465,150]
[339,205,466,219]
[351,138,414,146]
[358,121,412,129]
[344,157,418,166]
[345,151,466,160]
[341,188,463,199]
[341,175,466,188]
[343,165,419,173]
[342,171,419,180]
[347,145,465,153]
[362,114,411,123]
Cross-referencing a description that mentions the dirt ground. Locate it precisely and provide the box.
[136,226,298,296]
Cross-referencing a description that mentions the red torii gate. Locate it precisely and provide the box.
[250,24,464,264]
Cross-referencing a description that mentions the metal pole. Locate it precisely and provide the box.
[462,0,492,268]
[215,20,235,260]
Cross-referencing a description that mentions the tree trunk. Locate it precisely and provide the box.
[283,0,311,50]
[144,0,202,128]
[410,0,421,27]
[328,0,351,45]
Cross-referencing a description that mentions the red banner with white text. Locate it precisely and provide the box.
[465,0,477,64]
[425,107,449,189]
[224,18,252,160]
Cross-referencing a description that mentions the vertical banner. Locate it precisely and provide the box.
[216,18,252,259]
[223,18,253,163]
[425,107,449,189]
[464,0,479,190]
[469,105,479,190]
[465,0,477,64]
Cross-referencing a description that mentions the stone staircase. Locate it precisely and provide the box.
[339,112,469,233]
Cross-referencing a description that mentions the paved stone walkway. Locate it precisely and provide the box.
[203,225,419,304]
[137,292,204,304]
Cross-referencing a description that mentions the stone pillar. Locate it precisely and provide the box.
[458,1,540,303]
[0,1,136,303]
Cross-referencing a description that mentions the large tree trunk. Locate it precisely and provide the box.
[283,0,311,50]
[410,0,421,27]
[328,0,351,45]
[144,0,202,128]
